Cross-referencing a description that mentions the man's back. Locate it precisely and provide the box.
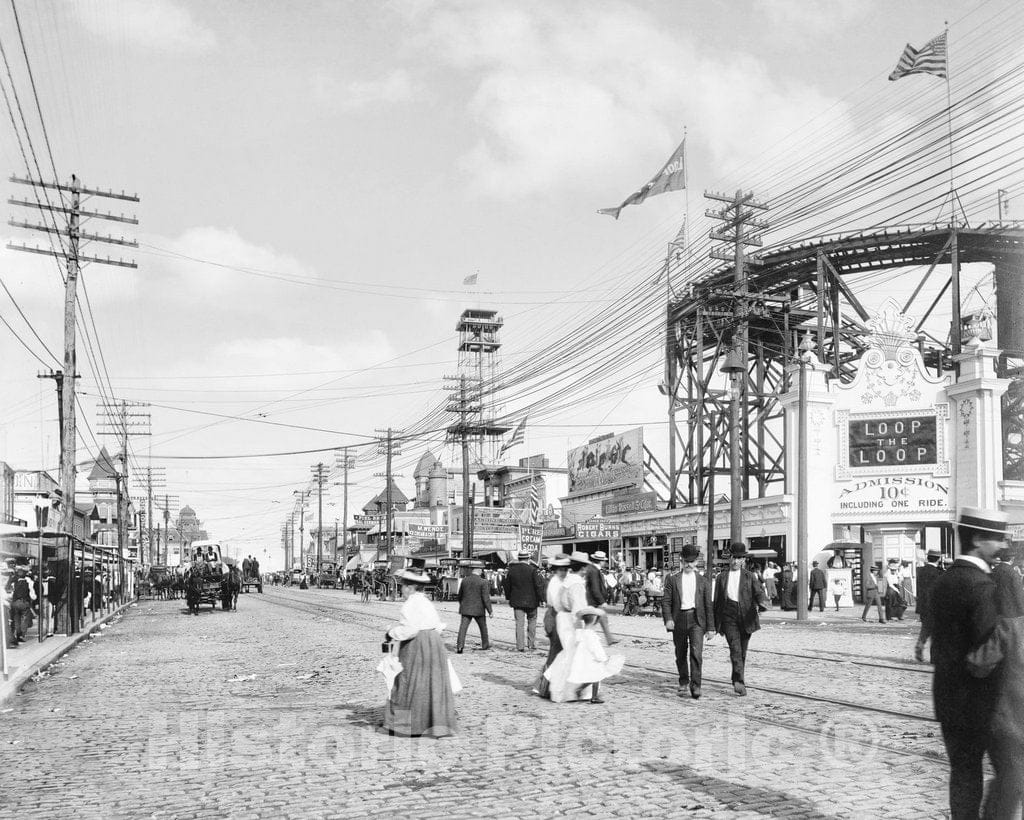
[505,563,540,609]
[459,574,490,616]
[930,561,998,728]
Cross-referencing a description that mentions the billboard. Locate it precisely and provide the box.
[602,492,658,516]
[567,428,644,495]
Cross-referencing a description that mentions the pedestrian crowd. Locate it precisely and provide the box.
[369,505,1024,820]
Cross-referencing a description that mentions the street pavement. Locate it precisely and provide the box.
[1,587,953,819]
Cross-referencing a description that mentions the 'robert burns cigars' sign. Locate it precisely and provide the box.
[848,415,937,466]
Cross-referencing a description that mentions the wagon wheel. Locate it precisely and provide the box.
[388,579,397,602]
[623,591,639,616]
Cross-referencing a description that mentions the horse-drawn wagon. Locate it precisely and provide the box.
[620,582,664,617]
[241,559,262,593]
[317,560,339,589]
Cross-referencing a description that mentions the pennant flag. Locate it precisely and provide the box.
[888,32,947,81]
[463,273,478,286]
[528,480,540,525]
[599,137,687,220]
[498,417,526,457]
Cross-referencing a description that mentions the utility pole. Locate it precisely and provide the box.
[133,467,165,564]
[375,430,403,563]
[310,462,328,574]
[159,495,179,565]
[445,376,478,559]
[9,174,139,535]
[97,401,150,558]
[293,490,307,570]
[997,189,1010,222]
[705,189,770,547]
[335,447,357,570]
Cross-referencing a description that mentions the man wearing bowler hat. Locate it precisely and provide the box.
[503,550,545,652]
[713,541,767,695]
[914,546,944,662]
[930,506,1004,820]
[662,543,714,699]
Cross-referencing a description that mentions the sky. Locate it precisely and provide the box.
[0,0,1021,569]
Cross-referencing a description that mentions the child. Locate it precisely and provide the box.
[568,613,625,704]
[831,576,847,612]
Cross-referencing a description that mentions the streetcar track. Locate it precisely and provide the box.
[272,588,931,675]
[258,589,939,726]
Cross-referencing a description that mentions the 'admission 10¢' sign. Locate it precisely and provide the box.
[848,414,937,467]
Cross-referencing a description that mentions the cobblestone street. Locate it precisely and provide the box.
[2,588,950,819]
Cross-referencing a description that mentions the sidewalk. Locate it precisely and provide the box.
[1,602,133,707]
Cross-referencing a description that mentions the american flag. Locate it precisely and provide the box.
[528,480,540,525]
[888,32,947,81]
[498,417,526,457]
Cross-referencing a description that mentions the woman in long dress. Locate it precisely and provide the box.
[382,569,458,738]
[544,553,606,703]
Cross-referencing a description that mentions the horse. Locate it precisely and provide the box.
[150,568,172,600]
[185,567,204,615]
[221,566,241,611]
[170,569,186,600]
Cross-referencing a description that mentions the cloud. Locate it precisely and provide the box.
[314,69,415,111]
[753,0,870,36]
[405,0,852,199]
[71,0,216,51]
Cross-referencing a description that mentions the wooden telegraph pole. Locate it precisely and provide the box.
[374,430,403,563]
[335,447,357,570]
[8,175,138,535]
[97,401,150,558]
[705,189,769,547]
[310,462,328,574]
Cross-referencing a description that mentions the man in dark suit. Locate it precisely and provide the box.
[456,561,492,653]
[808,561,827,612]
[713,541,767,695]
[662,544,714,699]
[584,550,608,607]
[503,551,545,651]
[931,506,1004,820]
[914,547,944,662]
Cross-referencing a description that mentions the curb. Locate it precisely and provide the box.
[1,601,134,708]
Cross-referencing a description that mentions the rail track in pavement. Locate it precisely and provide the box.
[257,587,944,765]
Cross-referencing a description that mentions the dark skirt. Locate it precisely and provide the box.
[384,629,458,738]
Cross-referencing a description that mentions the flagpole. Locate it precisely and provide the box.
[942,23,958,226]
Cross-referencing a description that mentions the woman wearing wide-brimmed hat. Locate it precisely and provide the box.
[381,568,459,738]
[543,551,608,704]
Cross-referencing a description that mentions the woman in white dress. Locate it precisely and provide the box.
[382,569,458,737]
[544,552,607,704]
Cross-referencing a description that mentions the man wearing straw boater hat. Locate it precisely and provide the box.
[914,546,944,662]
[930,506,1005,820]
[503,550,545,652]
[455,561,492,654]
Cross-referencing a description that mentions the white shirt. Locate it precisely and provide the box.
[727,569,742,602]
[679,571,697,609]
[546,572,565,609]
[560,572,589,615]
[958,554,992,574]
[387,591,445,641]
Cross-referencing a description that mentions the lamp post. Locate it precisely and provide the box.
[796,333,815,622]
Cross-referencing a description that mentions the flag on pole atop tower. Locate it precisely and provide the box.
[888,32,947,81]
[499,417,526,457]
[463,273,478,286]
[599,137,687,220]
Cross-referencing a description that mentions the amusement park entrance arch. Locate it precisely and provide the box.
[664,224,1024,510]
